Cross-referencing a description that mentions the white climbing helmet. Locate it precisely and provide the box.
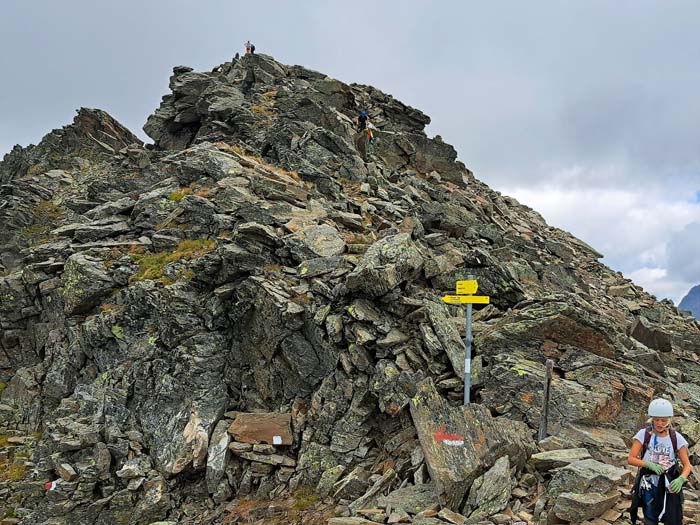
[648,398,674,417]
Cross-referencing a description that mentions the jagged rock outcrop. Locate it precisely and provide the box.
[2,52,700,525]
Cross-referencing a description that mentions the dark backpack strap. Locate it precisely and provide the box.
[642,429,652,456]
[670,428,678,452]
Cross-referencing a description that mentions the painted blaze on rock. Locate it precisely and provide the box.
[228,412,293,445]
[409,378,535,512]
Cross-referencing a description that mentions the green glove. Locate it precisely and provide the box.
[644,461,664,475]
[669,476,687,493]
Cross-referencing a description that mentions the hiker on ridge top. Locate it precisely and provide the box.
[627,398,690,525]
[245,40,254,54]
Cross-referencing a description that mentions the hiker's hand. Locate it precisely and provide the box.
[644,461,664,475]
[669,476,687,493]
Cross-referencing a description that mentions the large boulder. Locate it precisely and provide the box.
[409,378,535,511]
[61,253,116,315]
[345,233,425,297]
[480,352,623,430]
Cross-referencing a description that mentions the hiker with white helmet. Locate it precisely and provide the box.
[628,398,690,525]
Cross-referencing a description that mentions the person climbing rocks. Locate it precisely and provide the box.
[355,110,368,132]
[628,398,691,525]
[245,40,253,54]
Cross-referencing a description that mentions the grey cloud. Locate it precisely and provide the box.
[667,222,700,283]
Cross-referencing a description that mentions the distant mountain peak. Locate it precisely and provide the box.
[680,284,700,319]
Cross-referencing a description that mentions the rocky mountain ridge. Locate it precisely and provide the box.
[1,53,700,525]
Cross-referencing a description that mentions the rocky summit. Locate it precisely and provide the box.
[1,53,700,525]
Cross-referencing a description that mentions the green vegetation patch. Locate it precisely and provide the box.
[130,239,216,283]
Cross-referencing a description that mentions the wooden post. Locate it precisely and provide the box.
[538,359,554,441]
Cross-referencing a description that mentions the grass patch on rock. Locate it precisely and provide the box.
[169,187,193,202]
[0,459,29,481]
[129,239,216,283]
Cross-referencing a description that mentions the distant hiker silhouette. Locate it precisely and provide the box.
[355,111,368,132]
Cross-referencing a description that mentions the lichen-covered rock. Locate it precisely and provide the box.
[553,491,619,522]
[547,459,630,496]
[409,378,535,511]
[529,448,592,471]
[61,253,116,314]
[376,483,437,515]
[465,456,512,517]
[345,233,425,297]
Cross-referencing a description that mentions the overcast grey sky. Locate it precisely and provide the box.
[2,1,699,303]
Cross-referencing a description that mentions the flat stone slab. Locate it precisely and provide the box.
[530,448,592,471]
[228,412,292,445]
[328,519,383,525]
[376,483,437,515]
[548,459,630,496]
[227,448,296,467]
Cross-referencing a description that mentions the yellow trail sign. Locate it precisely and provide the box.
[456,280,478,295]
[442,295,490,305]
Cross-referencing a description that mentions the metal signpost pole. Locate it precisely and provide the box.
[442,278,488,407]
[464,275,473,405]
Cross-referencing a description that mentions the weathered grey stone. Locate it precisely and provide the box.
[61,253,116,314]
[438,508,468,524]
[465,456,512,516]
[410,378,535,511]
[116,457,149,479]
[547,459,630,496]
[376,483,437,515]
[388,509,412,523]
[328,519,382,525]
[56,462,78,481]
[294,224,346,257]
[317,465,346,498]
[345,233,424,297]
[630,317,672,352]
[425,301,467,378]
[229,449,296,467]
[334,466,371,500]
[349,468,396,513]
[529,448,592,471]
[206,419,230,493]
[298,256,344,278]
[553,491,619,522]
